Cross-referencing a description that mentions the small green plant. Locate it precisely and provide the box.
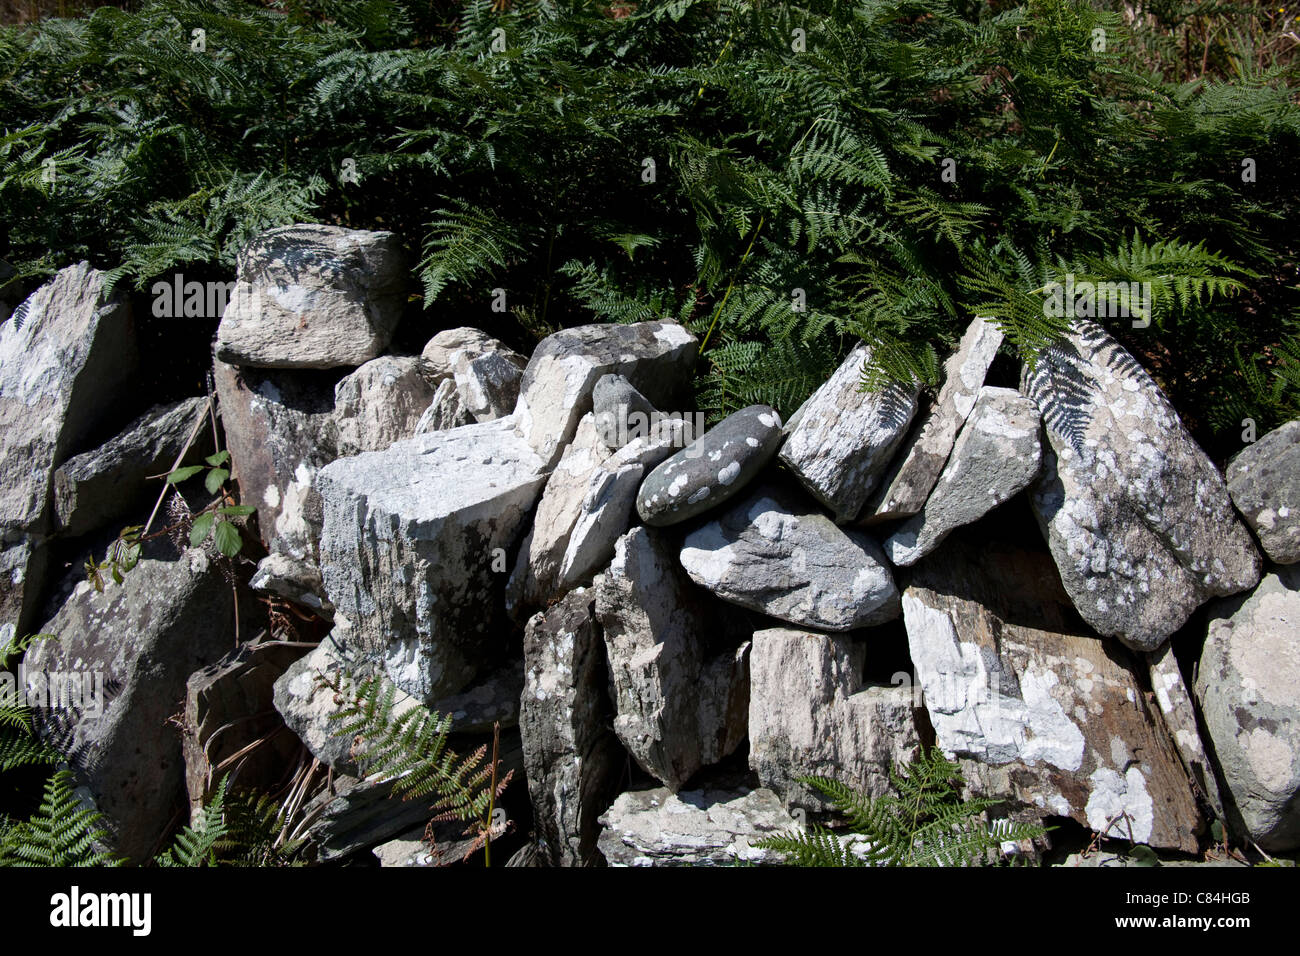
[0,770,123,867]
[755,747,1050,867]
[167,451,255,558]
[0,632,61,774]
[155,776,305,867]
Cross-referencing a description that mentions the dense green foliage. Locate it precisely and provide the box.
[754,747,1049,866]
[1,0,1296,449]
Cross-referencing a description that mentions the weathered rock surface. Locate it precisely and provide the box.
[777,343,920,522]
[249,552,333,618]
[514,322,698,468]
[0,536,47,651]
[593,373,658,450]
[333,355,436,457]
[420,327,526,423]
[1226,420,1300,564]
[213,358,339,563]
[25,550,251,862]
[415,378,474,433]
[885,387,1040,566]
[1196,566,1300,851]
[1023,319,1260,650]
[903,535,1203,852]
[595,528,751,789]
[1148,642,1223,819]
[864,316,1003,523]
[317,416,547,703]
[215,224,406,369]
[597,786,798,866]
[636,405,782,526]
[520,589,624,866]
[680,488,899,631]
[749,628,922,810]
[53,397,210,537]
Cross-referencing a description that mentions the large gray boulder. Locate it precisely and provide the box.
[1196,566,1300,851]
[420,327,526,423]
[215,224,406,369]
[513,322,698,469]
[1023,320,1260,650]
[864,315,1004,523]
[903,535,1203,852]
[777,343,919,522]
[53,397,210,538]
[748,628,922,811]
[333,355,436,457]
[1226,420,1300,564]
[595,528,751,790]
[317,416,548,703]
[884,387,1040,566]
[520,588,624,866]
[213,358,339,564]
[25,550,251,862]
[679,488,899,632]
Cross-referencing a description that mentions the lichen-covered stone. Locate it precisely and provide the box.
[1226,419,1300,564]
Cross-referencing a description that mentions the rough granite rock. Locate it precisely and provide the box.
[513,321,698,469]
[593,373,659,450]
[333,355,436,456]
[595,528,751,790]
[865,315,1004,523]
[1196,566,1300,852]
[679,488,899,631]
[636,405,782,526]
[1023,319,1260,650]
[777,342,920,522]
[419,327,527,423]
[885,387,1041,566]
[24,551,252,862]
[53,397,210,537]
[597,786,798,866]
[520,588,624,866]
[1147,642,1224,819]
[213,358,339,563]
[1226,419,1300,564]
[215,224,406,369]
[317,416,548,703]
[415,378,474,433]
[748,628,922,810]
[902,535,1203,852]
[249,552,333,618]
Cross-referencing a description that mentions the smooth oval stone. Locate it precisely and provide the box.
[636,404,782,526]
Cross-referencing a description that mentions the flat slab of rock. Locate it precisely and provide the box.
[1226,419,1300,564]
[749,628,922,810]
[636,404,782,526]
[514,321,698,468]
[680,488,899,631]
[215,224,406,369]
[1148,642,1223,819]
[520,588,624,866]
[595,528,751,789]
[53,397,210,538]
[1196,566,1300,851]
[1023,320,1260,650]
[885,387,1040,566]
[865,315,1004,523]
[420,327,526,423]
[25,551,252,862]
[597,786,798,866]
[333,355,436,457]
[317,416,548,703]
[902,535,1203,852]
[777,343,919,522]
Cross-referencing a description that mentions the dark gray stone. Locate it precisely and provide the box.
[593,373,658,450]
[1226,419,1300,564]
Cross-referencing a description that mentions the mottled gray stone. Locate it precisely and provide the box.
[1196,566,1300,852]
[514,322,698,469]
[885,387,1040,566]
[520,588,624,866]
[636,404,782,526]
[680,488,899,632]
[597,786,798,866]
[777,343,920,522]
[215,224,406,369]
[249,552,333,618]
[593,373,658,450]
[53,397,209,538]
[1226,419,1300,564]
[902,535,1203,852]
[420,327,526,423]
[415,378,473,433]
[595,528,751,790]
[865,316,1003,523]
[333,355,436,456]
[1023,319,1260,650]
[748,628,922,811]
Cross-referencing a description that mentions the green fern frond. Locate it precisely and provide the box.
[1,771,123,867]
